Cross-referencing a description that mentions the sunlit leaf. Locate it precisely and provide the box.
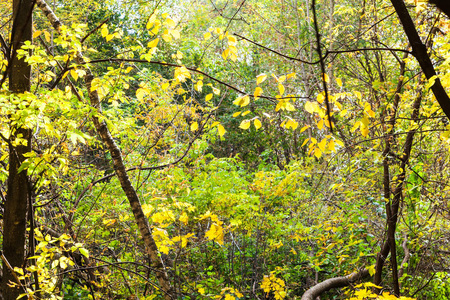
[254,118,262,130]
[254,87,263,98]
[239,120,251,129]
[256,73,267,85]
[218,124,226,137]
[191,122,199,131]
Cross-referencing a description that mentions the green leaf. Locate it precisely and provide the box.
[79,247,89,258]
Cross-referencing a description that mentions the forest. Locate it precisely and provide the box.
[1,0,450,299]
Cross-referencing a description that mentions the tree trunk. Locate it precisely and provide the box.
[2,0,33,299]
[35,0,174,298]
[390,0,450,120]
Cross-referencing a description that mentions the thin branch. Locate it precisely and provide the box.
[81,18,109,44]
[312,0,332,132]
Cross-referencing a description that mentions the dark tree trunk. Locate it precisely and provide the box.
[1,0,33,299]
[390,0,450,120]
[429,0,450,18]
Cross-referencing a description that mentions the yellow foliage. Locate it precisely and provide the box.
[261,272,286,300]
[347,283,416,300]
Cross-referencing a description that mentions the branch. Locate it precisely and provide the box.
[81,18,109,44]
[234,33,322,65]
[301,268,370,300]
[312,0,332,132]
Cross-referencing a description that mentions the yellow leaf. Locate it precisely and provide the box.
[33,30,41,39]
[205,93,213,101]
[304,101,315,114]
[285,119,298,130]
[101,24,108,37]
[171,29,181,39]
[147,38,159,48]
[44,30,51,42]
[285,101,296,111]
[227,35,237,44]
[314,147,322,158]
[300,125,309,133]
[361,126,369,137]
[335,139,344,147]
[328,139,335,151]
[191,122,199,131]
[222,48,230,60]
[317,119,324,130]
[317,92,325,104]
[146,11,158,29]
[301,138,310,147]
[179,213,188,225]
[174,66,190,82]
[256,73,267,85]
[150,20,161,35]
[287,72,296,79]
[106,34,114,42]
[278,84,285,96]
[318,138,327,151]
[204,31,212,40]
[232,111,241,117]
[165,17,175,28]
[205,223,224,245]
[70,69,78,81]
[161,82,170,90]
[195,80,203,92]
[239,120,251,130]
[254,118,262,130]
[254,87,263,98]
[233,95,250,107]
[322,73,329,83]
[336,77,342,87]
[242,110,251,116]
[218,124,226,137]
[136,88,146,101]
[212,87,220,95]
[162,33,172,42]
[142,204,154,217]
[355,91,362,100]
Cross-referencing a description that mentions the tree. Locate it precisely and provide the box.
[1,0,33,299]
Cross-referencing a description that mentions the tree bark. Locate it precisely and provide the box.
[390,0,450,120]
[35,0,174,298]
[429,0,450,18]
[1,0,33,299]
[301,268,370,300]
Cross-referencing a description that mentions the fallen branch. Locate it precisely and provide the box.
[301,268,370,300]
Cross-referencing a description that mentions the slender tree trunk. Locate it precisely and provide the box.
[2,0,33,299]
[35,0,174,298]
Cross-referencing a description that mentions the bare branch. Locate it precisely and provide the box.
[301,268,370,300]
